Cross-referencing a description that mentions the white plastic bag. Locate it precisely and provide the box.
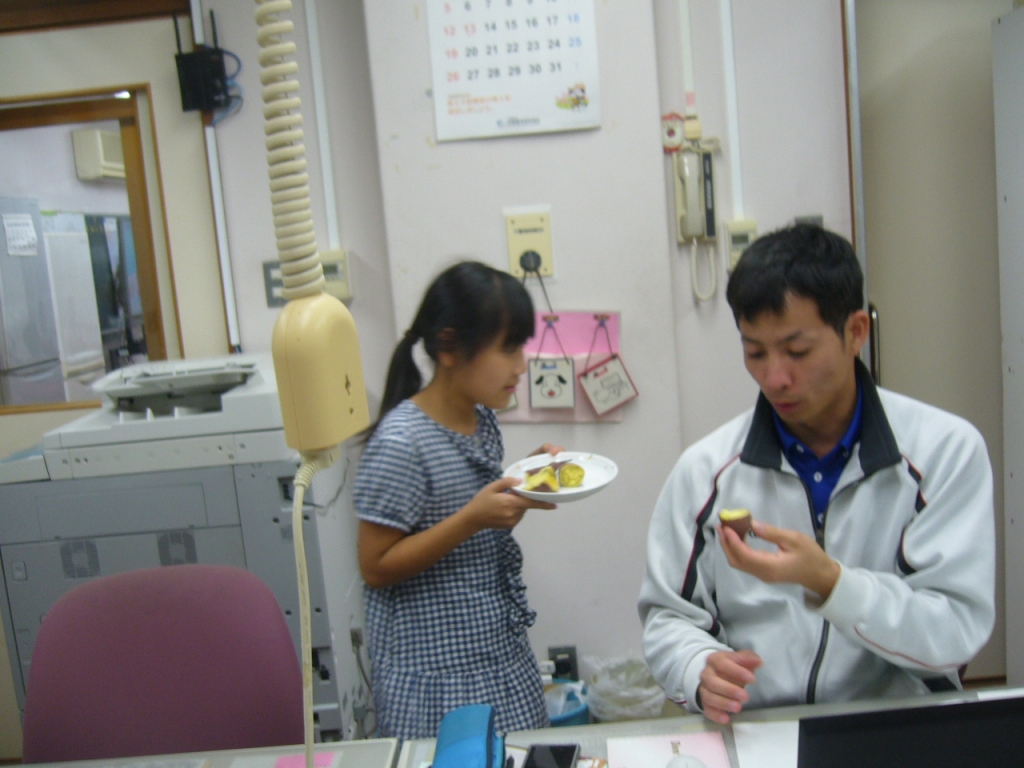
[544,679,587,719]
[581,655,665,722]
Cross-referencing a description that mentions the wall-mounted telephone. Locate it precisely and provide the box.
[663,115,721,301]
[673,148,717,243]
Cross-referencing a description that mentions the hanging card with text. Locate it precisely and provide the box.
[576,314,637,415]
[426,0,601,141]
[579,355,637,415]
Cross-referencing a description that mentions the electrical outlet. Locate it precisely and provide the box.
[548,645,579,681]
[506,206,553,278]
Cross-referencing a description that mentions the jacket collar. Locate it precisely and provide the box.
[740,358,901,476]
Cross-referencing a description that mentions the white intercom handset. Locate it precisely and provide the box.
[255,1,370,764]
[663,113,721,301]
[676,149,704,240]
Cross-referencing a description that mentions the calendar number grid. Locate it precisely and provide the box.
[427,0,601,141]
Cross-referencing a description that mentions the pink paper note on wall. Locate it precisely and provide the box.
[524,311,620,358]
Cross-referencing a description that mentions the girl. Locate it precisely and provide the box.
[353,261,560,739]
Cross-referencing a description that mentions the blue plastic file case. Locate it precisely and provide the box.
[432,704,505,768]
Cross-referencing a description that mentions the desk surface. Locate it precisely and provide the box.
[29,740,399,768]
[397,686,1019,768]
[24,687,1017,768]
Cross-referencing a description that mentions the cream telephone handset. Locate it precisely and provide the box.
[673,148,716,243]
[676,150,703,240]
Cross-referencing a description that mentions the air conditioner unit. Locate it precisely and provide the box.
[71,128,125,180]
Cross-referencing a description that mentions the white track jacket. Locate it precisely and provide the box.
[639,362,995,713]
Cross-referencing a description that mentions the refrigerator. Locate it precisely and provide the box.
[0,196,65,406]
[41,212,107,400]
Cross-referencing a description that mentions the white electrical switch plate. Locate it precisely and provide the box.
[506,206,553,278]
[726,219,758,272]
[321,248,352,301]
[264,252,352,305]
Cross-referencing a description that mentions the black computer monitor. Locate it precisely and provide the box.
[797,695,1024,767]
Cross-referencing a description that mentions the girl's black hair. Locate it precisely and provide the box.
[369,261,535,433]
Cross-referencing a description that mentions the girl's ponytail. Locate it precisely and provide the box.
[374,327,422,429]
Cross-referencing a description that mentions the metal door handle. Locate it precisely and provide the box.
[869,302,881,385]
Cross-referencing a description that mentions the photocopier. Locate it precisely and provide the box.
[0,354,371,741]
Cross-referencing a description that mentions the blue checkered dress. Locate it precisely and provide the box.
[353,400,549,739]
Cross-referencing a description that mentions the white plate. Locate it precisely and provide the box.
[503,451,618,503]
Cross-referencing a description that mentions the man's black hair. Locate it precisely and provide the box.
[725,223,864,337]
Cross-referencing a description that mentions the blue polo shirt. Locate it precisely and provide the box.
[773,387,863,531]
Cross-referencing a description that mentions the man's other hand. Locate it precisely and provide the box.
[719,520,841,599]
[698,650,763,725]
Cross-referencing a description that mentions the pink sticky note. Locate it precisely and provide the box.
[274,752,338,768]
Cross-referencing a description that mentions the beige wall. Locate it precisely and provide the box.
[858,0,1011,678]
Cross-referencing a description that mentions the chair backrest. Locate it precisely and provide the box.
[22,564,303,763]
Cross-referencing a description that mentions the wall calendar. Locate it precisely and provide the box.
[426,0,601,142]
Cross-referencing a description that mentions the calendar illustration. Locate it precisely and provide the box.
[426,0,601,141]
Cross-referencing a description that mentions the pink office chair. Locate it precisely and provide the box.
[21,564,303,763]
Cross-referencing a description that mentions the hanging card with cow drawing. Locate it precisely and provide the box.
[528,317,575,409]
[577,316,638,415]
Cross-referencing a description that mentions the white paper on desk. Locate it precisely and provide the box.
[975,686,1024,702]
[731,721,798,768]
[506,744,528,768]
[607,731,729,768]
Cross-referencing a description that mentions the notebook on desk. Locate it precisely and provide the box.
[797,694,1024,767]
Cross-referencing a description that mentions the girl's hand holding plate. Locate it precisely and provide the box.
[529,443,565,457]
[462,477,557,532]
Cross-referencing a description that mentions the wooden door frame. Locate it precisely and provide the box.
[0,1,189,35]
[0,86,169,414]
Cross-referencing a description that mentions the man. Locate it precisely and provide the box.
[639,224,995,725]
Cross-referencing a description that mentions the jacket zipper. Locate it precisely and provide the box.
[806,621,830,703]
[802,480,829,704]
